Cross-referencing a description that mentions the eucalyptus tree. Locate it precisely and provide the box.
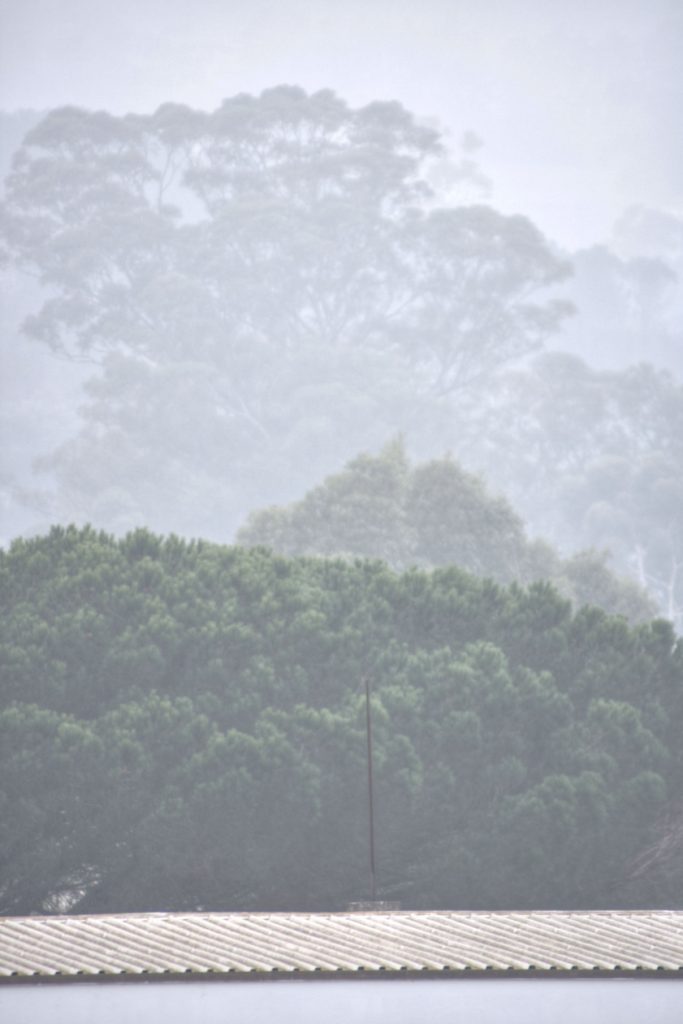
[1,87,571,537]
[456,354,683,628]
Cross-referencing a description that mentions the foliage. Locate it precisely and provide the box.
[453,354,683,629]
[556,215,683,378]
[0,87,571,538]
[1,526,681,914]
[237,439,657,622]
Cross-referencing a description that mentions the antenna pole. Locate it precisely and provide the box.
[364,673,377,902]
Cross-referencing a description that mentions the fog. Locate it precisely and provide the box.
[1,0,681,621]
[1,0,683,922]
[1,0,680,247]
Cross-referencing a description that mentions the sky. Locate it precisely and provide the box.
[0,0,680,250]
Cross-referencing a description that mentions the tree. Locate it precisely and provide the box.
[555,243,681,375]
[237,439,656,621]
[1,87,571,539]
[449,354,683,627]
[1,527,680,914]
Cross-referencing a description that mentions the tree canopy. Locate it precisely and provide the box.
[1,526,681,914]
[237,439,657,623]
[451,355,683,630]
[1,86,680,915]
[0,86,571,538]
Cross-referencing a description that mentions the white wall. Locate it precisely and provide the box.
[1,976,682,1024]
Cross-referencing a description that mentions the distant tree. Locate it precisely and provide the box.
[406,456,527,579]
[236,438,413,565]
[555,244,681,374]
[453,354,683,628]
[237,439,656,621]
[612,205,683,276]
[0,87,571,538]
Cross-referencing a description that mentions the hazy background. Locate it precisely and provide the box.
[1,0,680,248]
[1,0,681,618]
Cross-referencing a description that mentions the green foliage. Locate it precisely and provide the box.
[237,439,657,621]
[1,526,681,914]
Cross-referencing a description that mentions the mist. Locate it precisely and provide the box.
[1,0,680,247]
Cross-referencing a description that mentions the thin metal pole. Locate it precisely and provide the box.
[364,674,377,902]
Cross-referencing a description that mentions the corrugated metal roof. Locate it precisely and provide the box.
[1,911,682,979]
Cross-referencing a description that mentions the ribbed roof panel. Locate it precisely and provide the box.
[1,911,682,979]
